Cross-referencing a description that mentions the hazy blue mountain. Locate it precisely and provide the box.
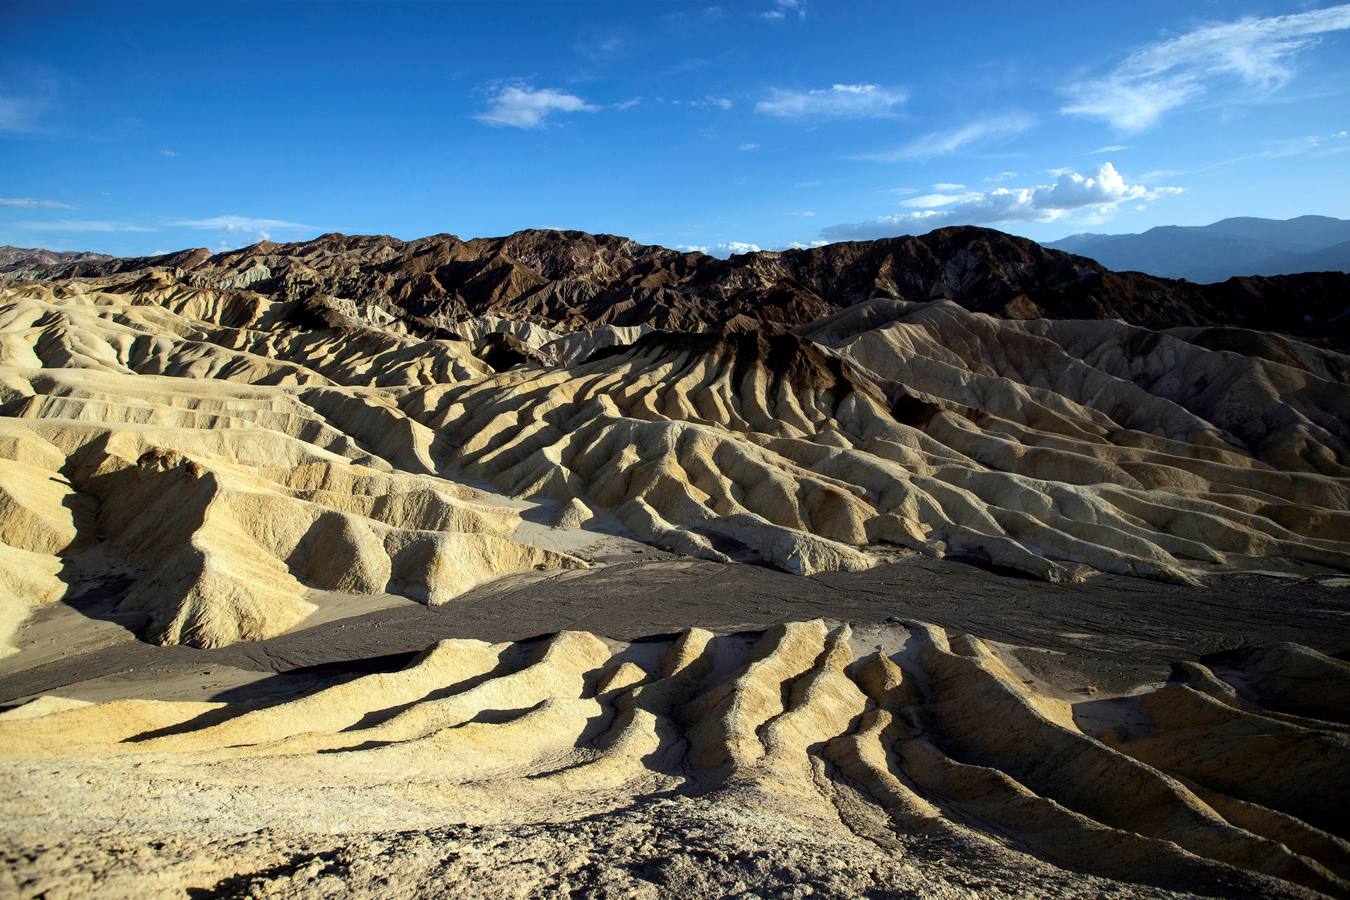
[1251,239,1350,278]
[1044,216,1350,282]
[1194,216,1350,250]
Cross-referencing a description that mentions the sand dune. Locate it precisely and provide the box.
[1,619,1345,896]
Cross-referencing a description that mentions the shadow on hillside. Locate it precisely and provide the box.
[56,572,150,638]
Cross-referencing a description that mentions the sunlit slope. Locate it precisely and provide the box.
[1,278,1347,651]
[2,620,1346,897]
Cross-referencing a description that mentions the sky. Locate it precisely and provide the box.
[2,1,1348,257]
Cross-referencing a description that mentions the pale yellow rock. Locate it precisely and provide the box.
[2,278,1348,652]
[0,620,1345,897]
[0,285,588,650]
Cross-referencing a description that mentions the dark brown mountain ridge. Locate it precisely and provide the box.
[5,226,1348,343]
[0,245,114,270]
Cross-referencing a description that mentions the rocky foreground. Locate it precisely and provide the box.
[3,620,1349,897]
[0,227,1348,896]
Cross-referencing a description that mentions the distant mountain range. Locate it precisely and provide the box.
[0,245,113,270]
[6,225,1350,343]
[1045,215,1350,283]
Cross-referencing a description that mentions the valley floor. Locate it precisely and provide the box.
[3,549,1347,707]
[2,554,1348,899]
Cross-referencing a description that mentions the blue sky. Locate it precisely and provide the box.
[2,1,1348,257]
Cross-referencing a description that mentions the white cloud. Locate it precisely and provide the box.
[0,197,72,209]
[615,98,642,111]
[171,215,315,233]
[1032,162,1161,208]
[756,83,906,119]
[1152,129,1350,179]
[676,96,733,110]
[760,0,807,21]
[820,163,1181,241]
[855,113,1034,161]
[159,149,177,157]
[475,85,599,129]
[784,210,816,217]
[169,215,318,242]
[18,220,157,233]
[903,193,967,209]
[1062,79,1198,133]
[739,142,760,151]
[1091,145,1130,154]
[931,182,966,191]
[794,180,822,188]
[677,241,763,257]
[1062,5,1350,131]
[983,170,1019,183]
[783,239,828,249]
[1253,130,1350,159]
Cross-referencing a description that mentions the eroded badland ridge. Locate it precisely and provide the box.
[1,226,1348,897]
[8,224,1350,338]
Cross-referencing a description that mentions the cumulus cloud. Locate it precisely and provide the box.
[855,113,1034,161]
[783,239,829,249]
[1035,163,1165,208]
[677,241,763,257]
[475,85,599,129]
[0,197,72,209]
[1062,5,1350,131]
[756,83,906,119]
[820,163,1181,241]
